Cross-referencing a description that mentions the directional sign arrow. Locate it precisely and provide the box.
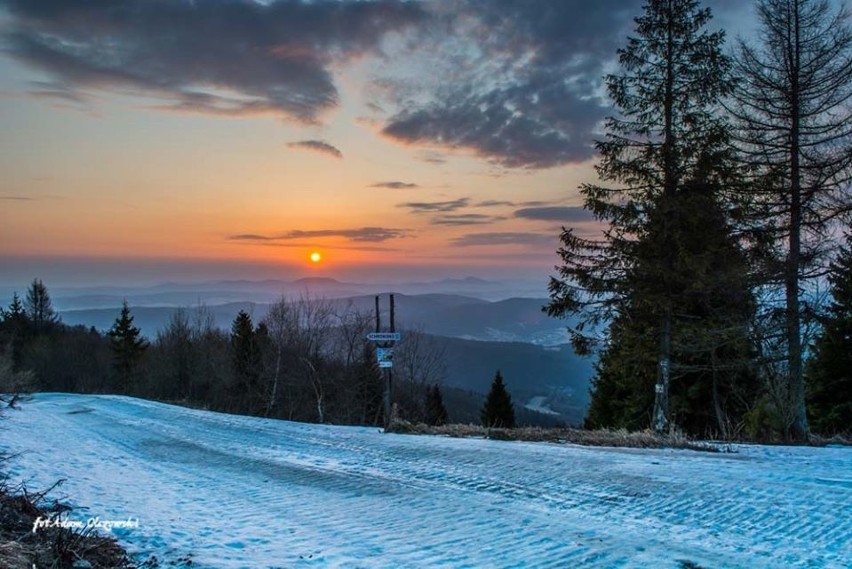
[367,332,401,342]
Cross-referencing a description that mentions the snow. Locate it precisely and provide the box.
[2,394,850,568]
[524,395,560,416]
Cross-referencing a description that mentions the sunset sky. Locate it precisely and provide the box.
[0,0,755,290]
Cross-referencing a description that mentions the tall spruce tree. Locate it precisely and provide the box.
[546,0,737,432]
[231,310,262,412]
[108,300,148,393]
[805,231,852,435]
[25,278,59,331]
[425,384,449,427]
[585,181,758,436]
[730,0,852,439]
[0,293,30,369]
[481,371,515,429]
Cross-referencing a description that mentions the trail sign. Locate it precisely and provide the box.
[367,332,401,342]
[376,347,394,368]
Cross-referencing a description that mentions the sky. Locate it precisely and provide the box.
[0,0,755,290]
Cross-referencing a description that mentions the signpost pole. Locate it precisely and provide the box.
[371,294,399,430]
[387,294,395,427]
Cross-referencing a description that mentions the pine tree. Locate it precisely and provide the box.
[108,300,148,393]
[730,0,852,439]
[806,231,852,435]
[481,371,515,429]
[584,182,758,435]
[231,310,261,412]
[25,278,59,331]
[425,384,449,426]
[0,293,30,369]
[546,0,738,433]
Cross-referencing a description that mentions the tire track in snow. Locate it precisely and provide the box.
[3,394,850,568]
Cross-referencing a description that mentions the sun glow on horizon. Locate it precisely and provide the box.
[310,251,322,264]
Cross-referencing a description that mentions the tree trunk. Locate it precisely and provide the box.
[267,346,281,416]
[787,0,808,440]
[653,313,672,433]
[653,0,677,433]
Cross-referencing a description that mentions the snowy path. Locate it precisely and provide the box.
[2,394,850,568]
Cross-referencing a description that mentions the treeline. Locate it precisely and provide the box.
[0,279,458,427]
[547,0,852,440]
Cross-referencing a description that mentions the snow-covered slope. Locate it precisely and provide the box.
[2,394,850,568]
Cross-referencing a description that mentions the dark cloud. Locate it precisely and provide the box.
[431,214,504,226]
[370,181,419,189]
[398,198,469,214]
[0,196,34,201]
[229,227,411,243]
[1,0,425,123]
[514,206,594,222]
[287,140,342,159]
[380,0,642,168]
[476,200,516,208]
[450,232,556,248]
[0,0,747,173]
[416,151,448,164]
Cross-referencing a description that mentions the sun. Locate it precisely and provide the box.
[309,251,322,264]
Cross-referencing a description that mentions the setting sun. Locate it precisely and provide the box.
[310,251,322,263]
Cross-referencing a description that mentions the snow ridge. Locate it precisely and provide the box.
[3,394,850,568]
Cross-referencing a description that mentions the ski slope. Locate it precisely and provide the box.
[2,394,850,568]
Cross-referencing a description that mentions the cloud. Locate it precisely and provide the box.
[0,196,34,201]
[450,232,556,248]
[514,206,594,222]
[1,0,426,123]
[370,181,419,189]
[416,151,447,164]
[286,140,342,159]
[229,227,411,243]
[431,214,504,226]
[378,0,642,168]
[476,200,516,208]
[1,0,745,172]
[398,198,469,214]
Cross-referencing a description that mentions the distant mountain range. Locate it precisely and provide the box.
[46,276,549,310]
[53,282,592,425]
[59,293,571,346]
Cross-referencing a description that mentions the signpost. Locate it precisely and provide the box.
[368,294,400,428]
[367,332,401,342]
[376,347,394,368]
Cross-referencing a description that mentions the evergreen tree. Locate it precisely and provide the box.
[806,231,852,435]
[546,0,738,432]
[730,0,852,439]
[0,293,31,369]
[107,300,148,393]
[585,182,758,436]
[25,278,59,331]
[231,310,262,412]
[425,384,449,426]
[481,371,515,429]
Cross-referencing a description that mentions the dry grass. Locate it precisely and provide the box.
[386,420,721,452]
[0,479,136,569]
[807,433,852,447]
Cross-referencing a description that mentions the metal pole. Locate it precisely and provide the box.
[386,295,395,428]
[375,295,380,333]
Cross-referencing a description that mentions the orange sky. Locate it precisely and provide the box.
[0,0,752,289]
